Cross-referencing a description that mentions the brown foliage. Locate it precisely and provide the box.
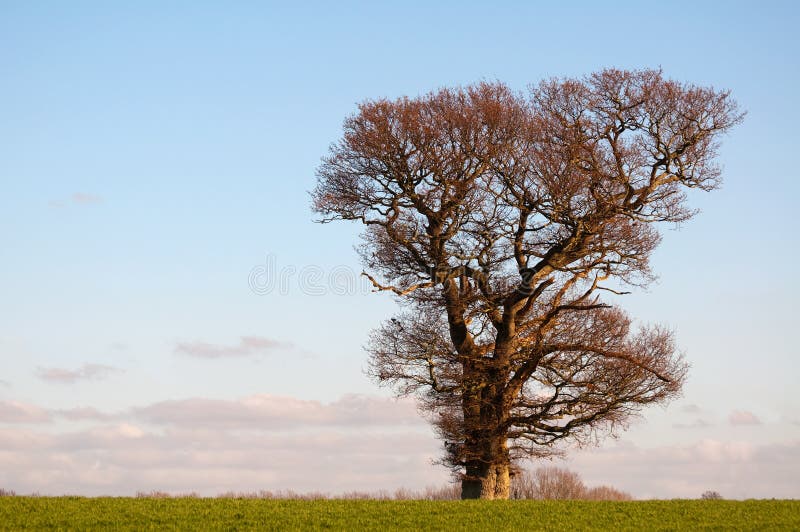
[312,69,742,498]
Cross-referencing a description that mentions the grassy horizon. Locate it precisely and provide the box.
[1,498,798,531]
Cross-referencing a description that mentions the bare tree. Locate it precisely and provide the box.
[510,466,632,500]
[511,466,586,500]
[312,69,742,499]
[583,485,633,501]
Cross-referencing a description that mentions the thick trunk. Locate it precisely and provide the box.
[460,429,511,500]
[459,357,511,499]
[461,462,510,500]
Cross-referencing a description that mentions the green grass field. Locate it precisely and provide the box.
[1,498,798,530]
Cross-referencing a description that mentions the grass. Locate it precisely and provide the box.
[0,498,798,530]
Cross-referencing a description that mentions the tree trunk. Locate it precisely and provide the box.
[459,360,511,499]
[460,433,511,500]
[461,461,510,500]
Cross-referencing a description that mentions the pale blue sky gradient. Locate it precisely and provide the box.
[1,1,798,497]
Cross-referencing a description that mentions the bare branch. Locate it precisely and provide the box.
[361,272,434,296]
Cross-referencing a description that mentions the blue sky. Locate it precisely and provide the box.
[1,1,799,498]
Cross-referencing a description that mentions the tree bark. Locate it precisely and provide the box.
[460,427,511,499]
[461,461,511,500]
[459,357,512,499]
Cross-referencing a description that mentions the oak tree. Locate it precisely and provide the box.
[312,69,741,499]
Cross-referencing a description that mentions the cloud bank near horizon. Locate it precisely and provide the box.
[0,393,797,498]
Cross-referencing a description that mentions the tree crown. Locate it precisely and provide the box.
[313,69,741,470]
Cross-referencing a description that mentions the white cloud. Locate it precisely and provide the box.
[174,336,289,359]
[0,424,444,496]
[0,401,50,423]
[0,394,442,496]
[728,410,762,426]
[1,394,798,499]
[567,438,800,499]
[36,364,121,384]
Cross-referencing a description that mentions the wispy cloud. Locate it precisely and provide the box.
[679,404,702,414]
[174,336,289,359]
[49,192,103,209]
[36,364,122,384]
[673,418,713,429]
[728,410,762,426]
[71,192,102,205]
[0,379,10,387]
[0,400,50,423]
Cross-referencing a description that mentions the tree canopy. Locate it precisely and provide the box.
[312,68,742,499]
